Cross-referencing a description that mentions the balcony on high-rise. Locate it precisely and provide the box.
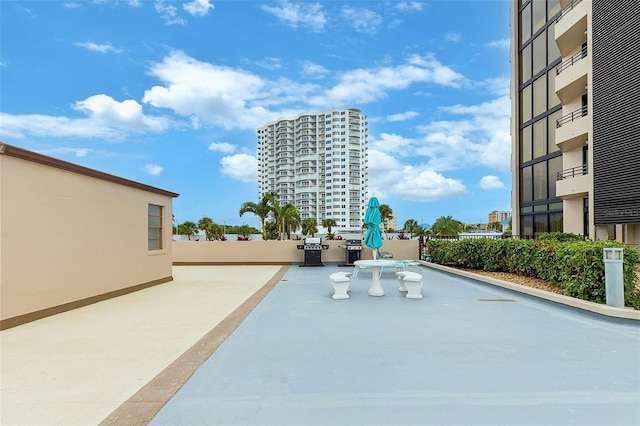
[555,0,587,56]
[555,45,589,104]
[556,163,590,199]
[556,105,588,151]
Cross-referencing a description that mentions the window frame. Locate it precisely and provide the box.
[148,204,163,251]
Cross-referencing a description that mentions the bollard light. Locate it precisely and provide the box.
[603,248,624,308]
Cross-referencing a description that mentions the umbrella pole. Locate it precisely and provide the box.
[372,248,377,260]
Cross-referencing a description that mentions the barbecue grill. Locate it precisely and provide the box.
[296,237,329,267]
[340,239,362,266]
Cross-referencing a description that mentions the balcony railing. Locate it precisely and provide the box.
[557,163,588,180]
[556,0,583,22]
[556,45,588,75]
[556,105,588,128]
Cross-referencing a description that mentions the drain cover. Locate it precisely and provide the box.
[476,298,516,302]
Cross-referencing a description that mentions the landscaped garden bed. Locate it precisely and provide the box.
[427,233,640,309]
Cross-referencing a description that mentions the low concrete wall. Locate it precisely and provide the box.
[172,239,419,264]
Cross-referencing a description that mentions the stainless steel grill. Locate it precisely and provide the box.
[296,237,329,267]
[341,239,362,266]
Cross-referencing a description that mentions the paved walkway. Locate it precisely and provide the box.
[1,265,284,426]
[2,264,639,425]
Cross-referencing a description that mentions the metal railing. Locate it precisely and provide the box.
[556,105,588,128]
[556,45,588,75]
[556,0,583,22]
[557,163,588,180]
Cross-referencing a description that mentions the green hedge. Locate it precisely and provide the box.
[426,235,640,309]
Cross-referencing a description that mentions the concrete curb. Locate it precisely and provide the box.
[418,261,640,321]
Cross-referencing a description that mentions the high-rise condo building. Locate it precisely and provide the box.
[510,0,640,245]
[489,210,512,224]
[257,108,368,232]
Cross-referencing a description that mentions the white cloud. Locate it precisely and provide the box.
[486,38,510,50]
[155,1,186,25]
[386,111,419,122]
[142,50,316,129]
[251,57,282,70]
[407,54,467,87]
[73,95,168,131]
[395,2,423,12]
[74,42,122,54]
[142,163,163,176]
[415,95,511,171]
[0,50,477,143]
[260,1,327,32]
[63,3,82,8]
[0,94,171,140]
[445,33,461,43]
[208,141,236,154]
[479,175,506,190]
[367,150,467,201]
[482,76,510,96]
[183,0,213,16]
[139,50,468,129]
[340,6,382,34]
[309,53,466,106]
[369,95,510,174]
[300,61,329,78]
[0,61,6,68]
[220,153,257,183]
[371,133,415,152]
[43,147,92,157]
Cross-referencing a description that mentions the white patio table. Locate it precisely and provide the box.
[353,259,396,296]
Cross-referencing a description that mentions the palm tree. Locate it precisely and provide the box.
[263,192,300,240]
[282,204,301,239]
[239,195,271,240]
[177,221,198,240]
[322,218,337,239]
[431,215,463,236]
[198,216,215,240]
[301,218,318,237]
[488,221,502,231]
[379,204,393,239]
[403,219,419,238]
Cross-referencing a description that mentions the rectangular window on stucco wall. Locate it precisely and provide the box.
[148,204,163,250]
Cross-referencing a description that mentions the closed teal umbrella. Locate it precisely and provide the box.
[363,196,383,259]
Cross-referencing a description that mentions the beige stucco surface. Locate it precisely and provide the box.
[172,238,419,264]
[1,153,174,322]
[0,265,281,426]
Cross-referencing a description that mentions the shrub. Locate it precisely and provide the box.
[538,232,586,242]
[426,237,639,309]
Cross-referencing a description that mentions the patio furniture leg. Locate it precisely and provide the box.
[397,275,408,293]
[352,265,362,278]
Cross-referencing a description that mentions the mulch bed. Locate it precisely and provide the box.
[459,268,564,294]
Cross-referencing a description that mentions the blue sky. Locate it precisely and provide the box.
[0,0,512,230]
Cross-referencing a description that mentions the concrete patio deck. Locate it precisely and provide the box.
[2,264,639,425]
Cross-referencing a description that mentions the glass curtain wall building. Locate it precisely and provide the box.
[511,0,640,245]
[511,0,563,237]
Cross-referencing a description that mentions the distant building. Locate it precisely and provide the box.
[257,108,368,233]
[383,214,397,232]
[489,210,512,224]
